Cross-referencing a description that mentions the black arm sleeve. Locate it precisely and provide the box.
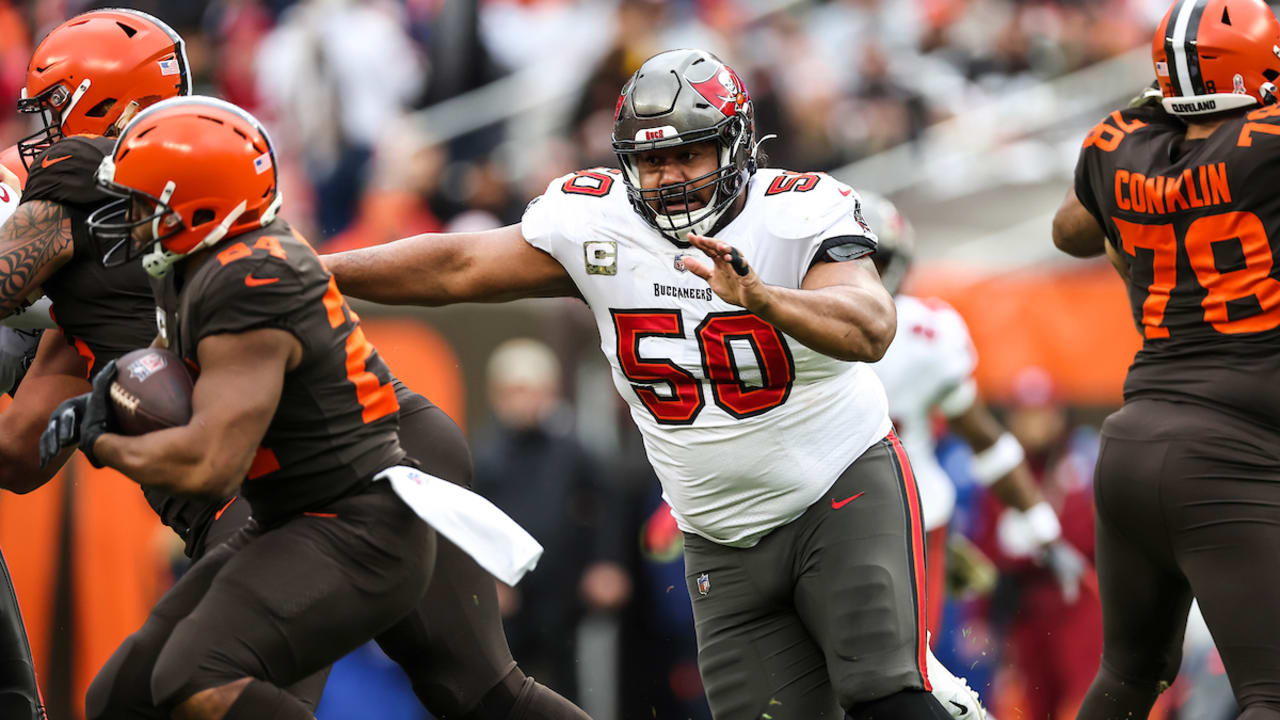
[807,234,877,270]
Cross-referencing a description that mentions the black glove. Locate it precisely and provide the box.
[40,359,117,468]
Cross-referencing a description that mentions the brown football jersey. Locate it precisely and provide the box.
[156,219,405,523]
[1075,104,1280,430]
[22,137,156,375]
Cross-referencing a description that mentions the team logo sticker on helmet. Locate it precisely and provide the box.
[689,66,748,117]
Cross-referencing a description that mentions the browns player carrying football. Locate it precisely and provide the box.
[1054,1,1280,717]
[12,10,587,720]
[42,96,438,720]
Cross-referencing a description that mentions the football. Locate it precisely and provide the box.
[109,348,196,436]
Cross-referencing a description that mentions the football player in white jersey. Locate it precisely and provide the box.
[864,193,1089,639]
[326,49,973,720]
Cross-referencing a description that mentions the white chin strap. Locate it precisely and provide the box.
[143,198,248,278]
[58,79,92,133]
[143,192,283,278]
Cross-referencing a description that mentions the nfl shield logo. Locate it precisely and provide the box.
[696,572,710,596]
[674,254,688,273]
[128,352,167,382]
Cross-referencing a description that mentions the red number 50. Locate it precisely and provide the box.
[611,310,795,425]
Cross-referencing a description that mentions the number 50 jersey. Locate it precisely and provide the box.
[1074,104,1280,430]
[523,168,891,547]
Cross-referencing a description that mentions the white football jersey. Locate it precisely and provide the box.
[871,295,977,531]
[523,167,892,547]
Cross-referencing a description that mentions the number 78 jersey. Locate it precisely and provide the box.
[523,168,891,547]
[1074,104,1280,429]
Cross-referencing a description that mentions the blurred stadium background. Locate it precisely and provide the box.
[0,0,1233,718]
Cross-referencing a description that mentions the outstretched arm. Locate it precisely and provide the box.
[323,224,577,306]
[949,399,1043,513]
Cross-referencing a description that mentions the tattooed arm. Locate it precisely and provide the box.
[0,200,73,319]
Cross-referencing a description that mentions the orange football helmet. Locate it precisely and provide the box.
[1153,0,1280,116]
[87,97,282,278]
[18,8,189,168]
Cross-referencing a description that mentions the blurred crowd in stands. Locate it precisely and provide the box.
[1,0,1169,250]
[3,1,1214,718]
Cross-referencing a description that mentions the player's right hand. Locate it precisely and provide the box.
[40,358,117,468]
[41,392,89,467]
[1042,540,1091,605]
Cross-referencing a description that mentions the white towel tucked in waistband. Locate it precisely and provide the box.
[377,465,543,585]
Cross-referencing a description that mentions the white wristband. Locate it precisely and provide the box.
[996,501,1062,557]
[1024,501,1062,546]
[970,432,1025,486]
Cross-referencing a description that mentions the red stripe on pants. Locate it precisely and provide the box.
[887,430,931,691]
[926,526,948,644]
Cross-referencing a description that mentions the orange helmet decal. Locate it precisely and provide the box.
[87,97,282,278]
[1153,0,1280,116]
[18,8,189,168]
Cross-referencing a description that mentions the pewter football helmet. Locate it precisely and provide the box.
[861,192,915,296]
[612,49,757,243]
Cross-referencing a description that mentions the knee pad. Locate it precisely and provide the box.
[846,689,953,720]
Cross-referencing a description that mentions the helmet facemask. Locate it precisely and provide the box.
[16,80,90,169]
[615,115,753,242]
[88,158,188,275]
